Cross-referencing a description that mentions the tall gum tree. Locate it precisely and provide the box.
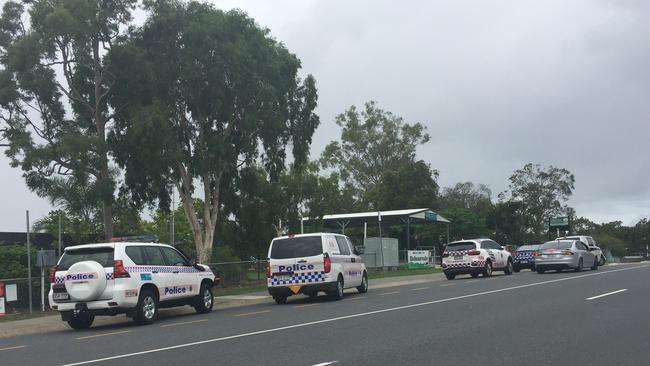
[0,0,136,240]
[109,1,319,262]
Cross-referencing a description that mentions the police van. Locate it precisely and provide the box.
[48,242,217,329]
[266,233,368,304]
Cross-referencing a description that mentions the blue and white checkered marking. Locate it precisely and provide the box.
[271,271,326,286]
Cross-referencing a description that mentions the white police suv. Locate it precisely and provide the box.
[48,242,218,329]
[266,233,368,304]
[441,238,514,280]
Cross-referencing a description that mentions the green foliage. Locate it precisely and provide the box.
[321,101,431,207]
[0,0,137,240]
[108,1,319,262]
[504,163,575,238]
[593,233,626,257]
[0,244,37,279]
[366,160,439,211]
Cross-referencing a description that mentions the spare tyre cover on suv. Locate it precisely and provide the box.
[65,261,107,302]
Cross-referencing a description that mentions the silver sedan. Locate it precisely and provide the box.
[535,240,598,273]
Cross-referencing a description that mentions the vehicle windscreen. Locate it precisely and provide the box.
[445,242,476,252]
[517,245,539,252]
[58,247,115,270]
[270,237,323,259]
[539,242,572,251]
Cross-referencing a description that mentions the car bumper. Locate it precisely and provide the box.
[267,281,338,297]
[534,256,577,269]
[513,260,535,268]
[441,261,485,275]
[48,286,139,313]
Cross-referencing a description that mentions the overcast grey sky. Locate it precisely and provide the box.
[1,0,649,231]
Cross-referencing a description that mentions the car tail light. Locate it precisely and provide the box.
[468,250,480,256]
[324,254,332,273]
[48,265,57,283]
[266,262,271,278]
[562,250,574,256]
[113,260,130,278]
[442,252,449,258]
[533,251,540,257]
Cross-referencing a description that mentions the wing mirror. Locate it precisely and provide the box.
[354,246,365,255]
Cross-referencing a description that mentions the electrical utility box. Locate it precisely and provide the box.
[361,237,399,268]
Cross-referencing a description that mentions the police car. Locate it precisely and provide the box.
[266,233,368,304]
[512,244,540,272]
[441,239,513,279]
[48,242,218,329]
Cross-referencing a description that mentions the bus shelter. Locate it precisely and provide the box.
[300,208,451,250]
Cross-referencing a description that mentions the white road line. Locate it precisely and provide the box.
[312,362,338,366]
[160,319,208,328]
[76,330,131,340]
[61,265,649,366]
[440,283,455,287]
[0,345,26,352]
[586,289,627,300]
[411,287,429,291]
[379,291,400,296]
[234,310,271,317]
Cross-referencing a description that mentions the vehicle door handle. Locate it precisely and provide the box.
[172,271,179,274]
[152,271,158,274]
[297,260,307,263]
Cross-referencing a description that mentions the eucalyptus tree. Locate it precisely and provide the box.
[0,0,136,239]
[110,1,319,262]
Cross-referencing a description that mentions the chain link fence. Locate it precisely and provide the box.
[206,260,269,288]
[0,276,51,316]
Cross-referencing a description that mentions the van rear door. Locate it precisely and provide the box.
[268,236,325,286]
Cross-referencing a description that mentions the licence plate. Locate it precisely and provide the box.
[275,274,292,281]
[519,259,528,263]
[453,255,463,261]
[53,292,69,301]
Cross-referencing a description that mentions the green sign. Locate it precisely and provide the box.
[425,211,437,222]
[549,217,569,227]
[408,250,430,269]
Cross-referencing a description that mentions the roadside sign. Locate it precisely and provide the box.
[425,211,437,222]
[36,250,57,268]
[408,250,430,269]
[0,298,4,317]
[549,217,569,227]
[6,284,17,302]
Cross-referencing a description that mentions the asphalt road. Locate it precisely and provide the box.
[1,263,649,366]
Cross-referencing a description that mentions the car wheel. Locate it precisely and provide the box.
[445,272,456,280]
[483,261,493,277]
[598,256,606,266]
[134,289,158,325]
[590,258,598,271]
[356,272,369,294]
[194,282,214,314]
[537,268,546,274]
[513,265,521,273]
[470,272,479,278]
[504,259,513,275]
[67,313,95,330]
[575,258,583,272]
[329,275,344,300]
[273,296,287,305]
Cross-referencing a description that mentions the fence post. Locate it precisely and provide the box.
[26,210,33,315]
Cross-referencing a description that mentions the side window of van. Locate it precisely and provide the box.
[324,236,340,255]
[335,236,351,255]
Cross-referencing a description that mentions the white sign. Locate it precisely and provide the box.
[6,284,17,302]
[0,298,5,317]
[408,250,430,269]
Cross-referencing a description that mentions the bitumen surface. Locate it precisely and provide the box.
[0,263,648,366]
